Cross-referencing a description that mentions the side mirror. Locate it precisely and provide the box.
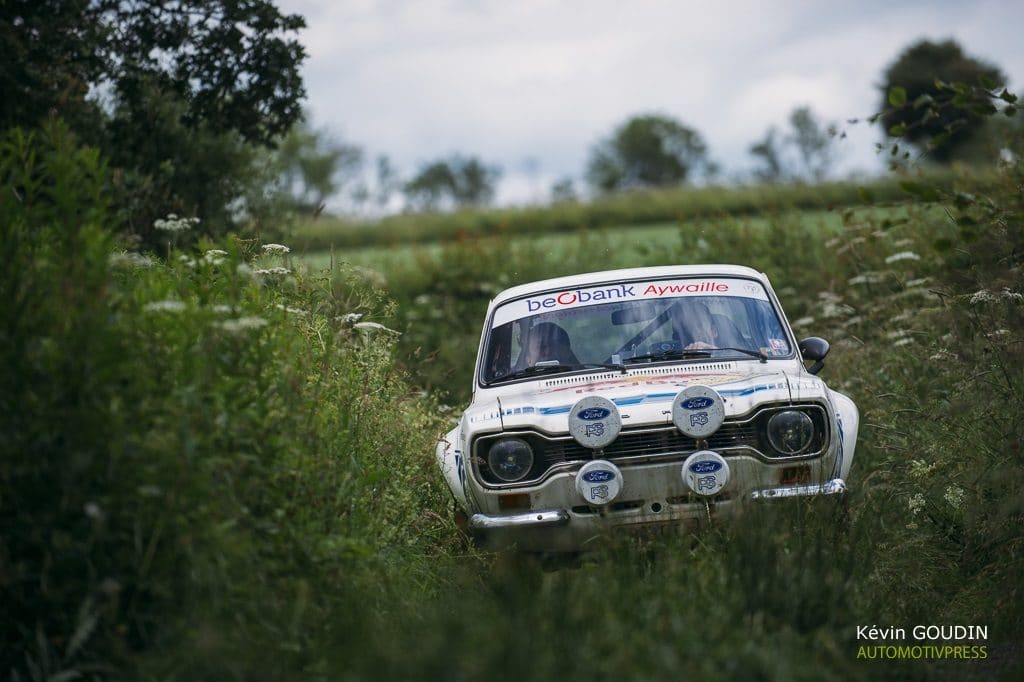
[798,336,830,375]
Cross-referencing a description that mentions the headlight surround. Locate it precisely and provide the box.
[767,410,815,455]
[487,437,535,482]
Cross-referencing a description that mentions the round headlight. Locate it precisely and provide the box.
[767,410,815,455]
[487,438,535,482]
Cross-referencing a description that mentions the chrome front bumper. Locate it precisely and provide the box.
[468,478,847,531]
[469,509,570,531]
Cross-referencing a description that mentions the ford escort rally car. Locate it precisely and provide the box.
[435,265,858,552]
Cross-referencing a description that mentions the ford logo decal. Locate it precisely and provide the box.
[681,397,714,410]
[578,407,611,421]
[689,461,722,474]
[583,470,615,483]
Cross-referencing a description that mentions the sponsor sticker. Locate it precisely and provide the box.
[492,277,770,325]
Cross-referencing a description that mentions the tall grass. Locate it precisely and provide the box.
[4,122,1022,680]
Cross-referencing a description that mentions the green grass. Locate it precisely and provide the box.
[6,124,1024,680]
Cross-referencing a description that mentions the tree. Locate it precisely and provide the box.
[788,106,835,182]
[403,156,500,211]
[586,114,708,193]
[1,1,306,145]
[749,128,784,182]
[550,176,577,203]
[276,119,364,214]
[749,106,839,183]
[879,39,1006,162]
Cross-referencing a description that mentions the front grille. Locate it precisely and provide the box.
[541,422,760,466]
[474,403,829,487]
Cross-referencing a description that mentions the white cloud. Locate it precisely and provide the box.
[279,0,1024,201]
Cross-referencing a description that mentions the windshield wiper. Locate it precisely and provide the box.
[498,360,626,383]
[624,349,713,363]
[624,347,768,364]
[711,346,769,362]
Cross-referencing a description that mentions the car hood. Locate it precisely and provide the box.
[486,363,819,434]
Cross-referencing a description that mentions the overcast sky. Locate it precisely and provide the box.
[277,0,1024,206]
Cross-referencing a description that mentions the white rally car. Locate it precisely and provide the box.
[436,265,858,552]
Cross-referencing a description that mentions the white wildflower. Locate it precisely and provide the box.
[944,485,965,510]
[970,289,996,305]
[84,502,103,520]
[153,214,198,233]
[275,304,308,316]
[262,243,291,254]
[905,277,931,288]
[337,313,364,324]
[210,304,233,314]
[351,265,387,288]
[791,316,815,328]
[353,321,400,334]
[1001,288,1023,303]
[909,460,936,479]
[236,263,253,277]
[144,300,186,313]
[893,238,915,247]
[215,316,269,333]
[108,252,154,268]
[254,267,291,276]
[894,337,914,347]
[885,329,910,339]
[885,251,920,264]
[202,249,228,266]
[989,328,1010,337]
[908,493,926,516]
[848,272,885,286]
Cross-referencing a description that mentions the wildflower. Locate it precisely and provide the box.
[108,252,154,268]
[905,277,930,288]
[970,289,996,305]
[178,254,197,268]
[908,493,926,516]
[84,502,103,520]
[909,459,936,479]
[203,249,228,266]
[216,316,269,333]
[210,304,233,314]
[1001,288,1023,303]
[254,267,291,276]
[144,300,186,313]
[353,321,400,334]
[337,313,364,324]
[275,303,308,316]
[262,243,291,254]
[351,265,387,288]
[944,485,965,510]
[848,272,885,286]
[236,263,253,277]
[154,214,199,232]
[885,251,920,264]
[893,337,913,347]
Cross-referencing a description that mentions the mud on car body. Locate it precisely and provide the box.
[436,264,858,552]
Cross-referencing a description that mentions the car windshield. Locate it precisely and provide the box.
[481,277,792,384]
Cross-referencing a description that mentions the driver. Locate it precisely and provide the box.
[675,301,725,350]
[521,322,578,366]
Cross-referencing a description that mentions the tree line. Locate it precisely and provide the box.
[288,38,1017,214]
[1,0,1015,237]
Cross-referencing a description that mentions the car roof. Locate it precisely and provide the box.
[489,264,770,308]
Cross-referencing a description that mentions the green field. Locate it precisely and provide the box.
[6,129,1023,680]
